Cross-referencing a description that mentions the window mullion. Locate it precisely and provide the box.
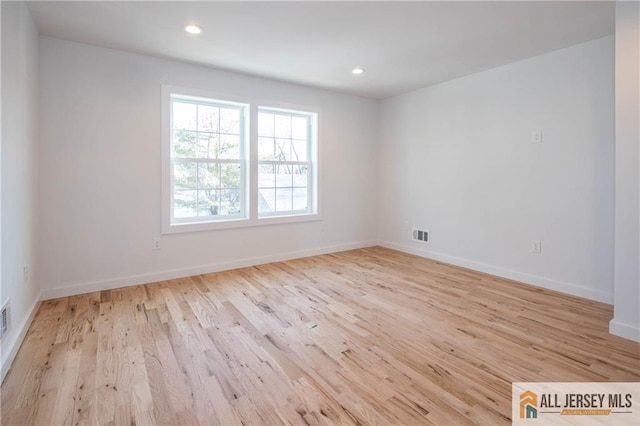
[249,104,259,221]
[308,116,313,212]
[257,160,309,166]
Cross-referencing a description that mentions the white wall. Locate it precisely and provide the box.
[1,1,40,379]
[378,37,615,303]
[38,37,378,298]
[611,2,640,342]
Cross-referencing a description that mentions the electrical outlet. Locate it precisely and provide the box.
[403,221,409,231]
[152,237,161,250]
[531,240,542,254]
[23,266,28,284]
[321,221,326,232]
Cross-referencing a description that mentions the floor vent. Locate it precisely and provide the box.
[1,301,10,340]
[412,228,429,244]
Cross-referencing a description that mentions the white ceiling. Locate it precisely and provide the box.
[27,1,614,99]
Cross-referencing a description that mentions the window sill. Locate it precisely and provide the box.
[162,213,321,234]
[257,212,321,227]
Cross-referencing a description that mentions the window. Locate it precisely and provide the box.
[162,86,319,233]
[258,108,314,216]
[170,95,247,223]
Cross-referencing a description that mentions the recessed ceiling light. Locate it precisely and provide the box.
[185,24,202,35]
[352,68,365,75]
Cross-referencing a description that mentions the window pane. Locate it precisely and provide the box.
[219,135,240,160]
[275,167,293,188]
[291,140,307,162]
[197,133,219,159]
[174,190,198,218]
[173,102,197,130]
[275,188,293,212]
[197,105,218,132]
[258,188,275,213]
[220,107,240,134]
[174,162,197,189]
[291,116,307,140]
[197,189,219,216]
[258,112,274,137]
[258,137,274,160]
[274,139,291,161]
[258,164,275,188]
[220,189,241,215]
[221,163,241,189]
[292,165,308,187]
[198,163,219,190]
[293,188,308,211]
[173,130,197,158]
[274,114,291,138]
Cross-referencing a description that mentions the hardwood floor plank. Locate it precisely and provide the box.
[50,349,81,426]
[2,247,638,425]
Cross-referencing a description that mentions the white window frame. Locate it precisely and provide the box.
[162,85,321,234]
[257,106,318,219]
[170,94,248,224]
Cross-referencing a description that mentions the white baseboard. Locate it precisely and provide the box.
[41,240,377,300]
[609,319,640,342]
[1,294,41,383]
[378,240,613,304]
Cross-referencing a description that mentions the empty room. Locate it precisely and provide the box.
[1,1,639,425]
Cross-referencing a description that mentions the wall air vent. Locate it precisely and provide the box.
[412,228,429,244]
[0,300,10,340]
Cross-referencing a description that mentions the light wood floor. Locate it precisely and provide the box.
[2,247,639,425]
